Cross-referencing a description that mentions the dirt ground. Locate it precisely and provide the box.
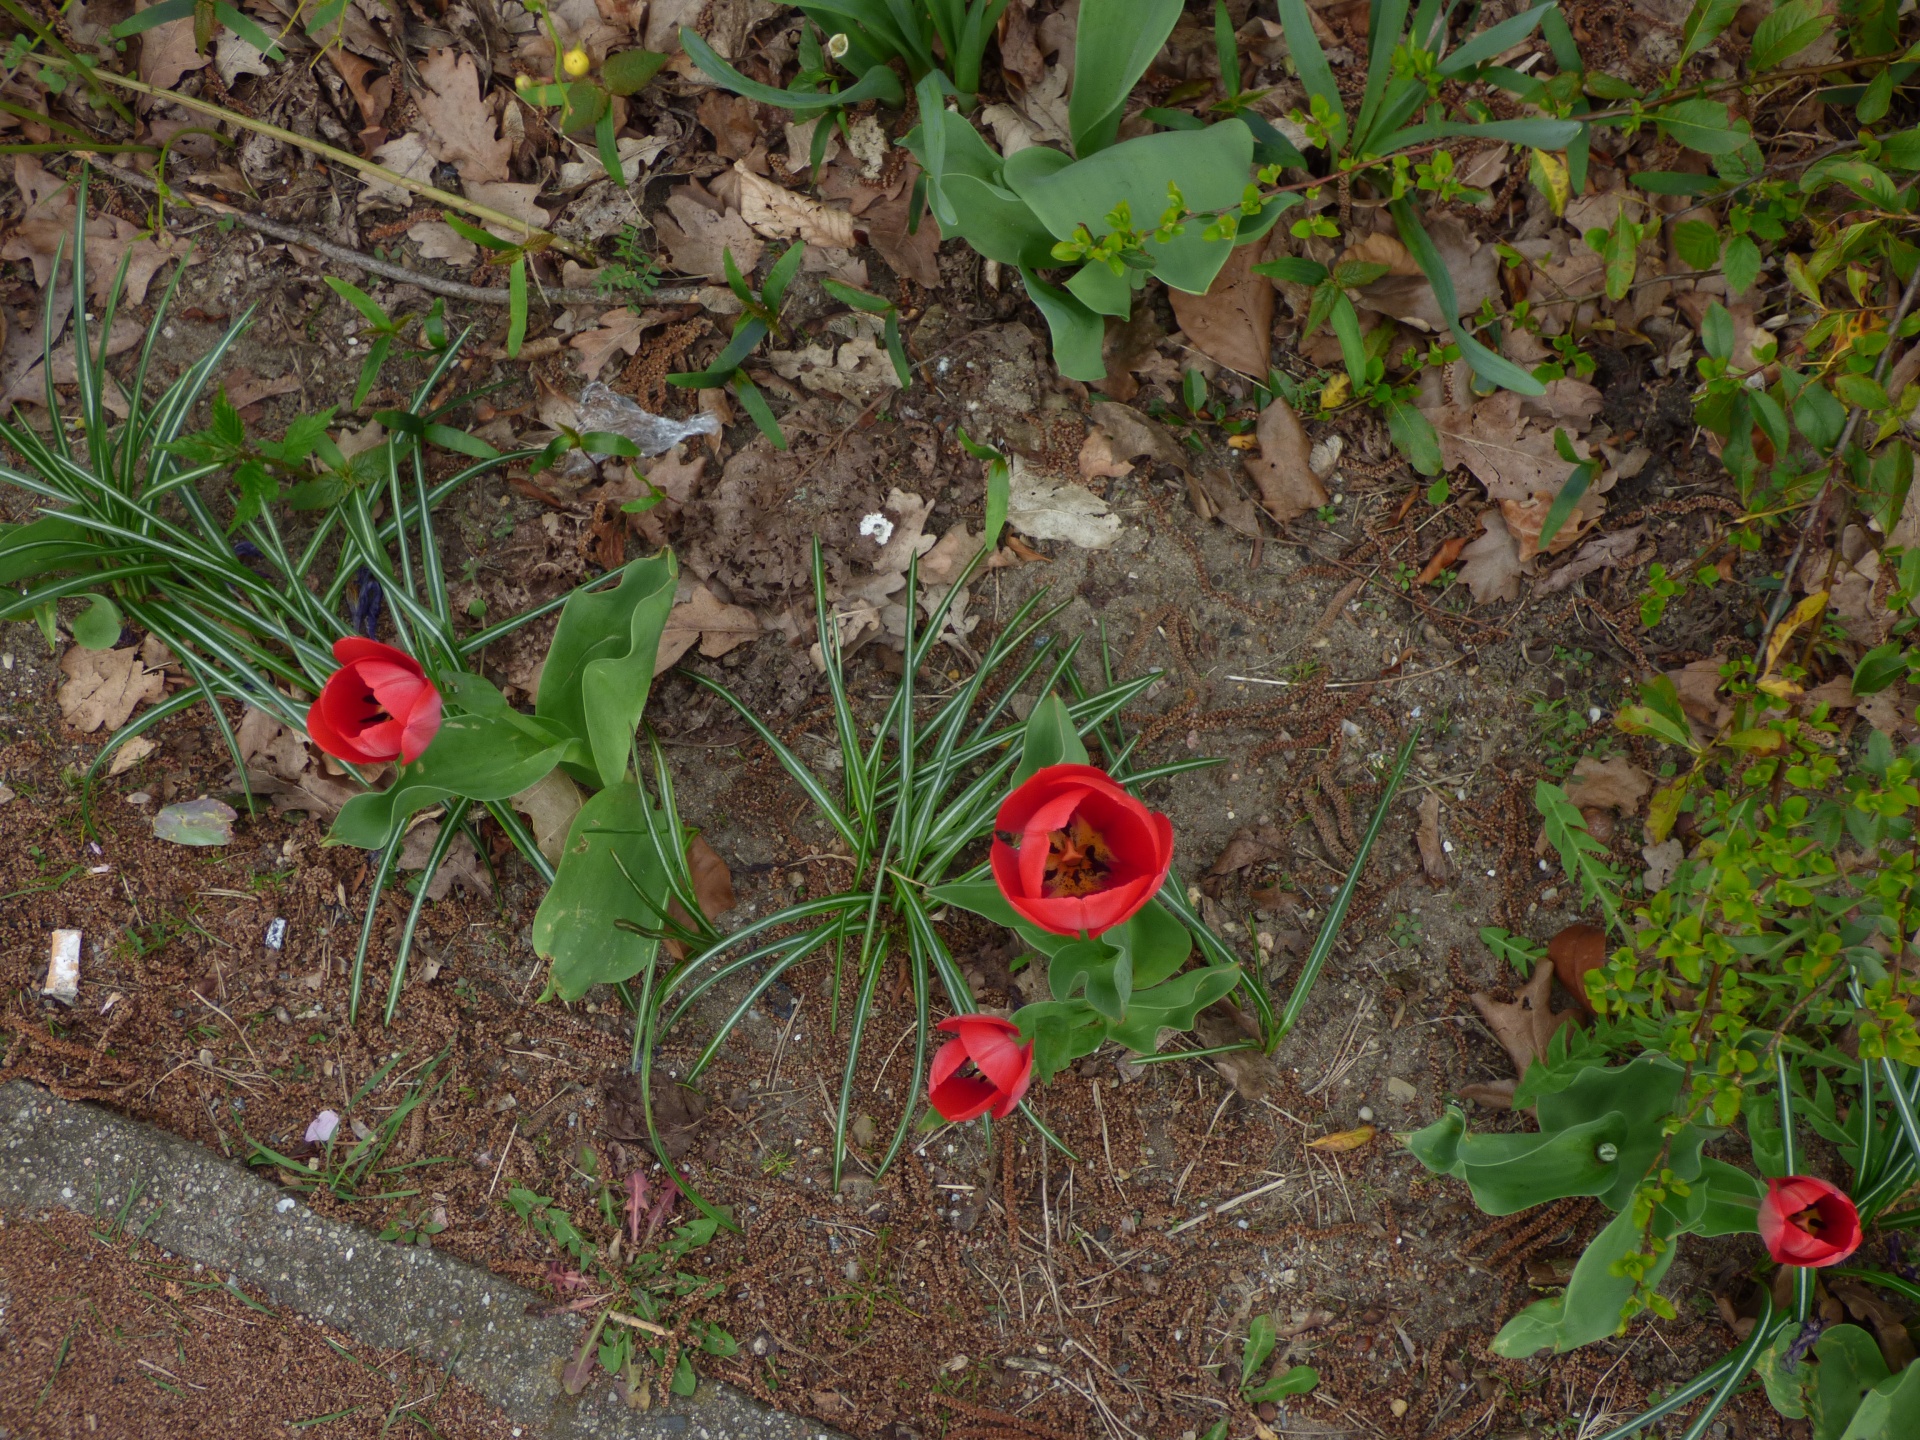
[0,29,1797,1434]
[0,1205,516,1438]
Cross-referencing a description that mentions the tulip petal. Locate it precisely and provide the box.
[398,686,443,764]
[306,696,380,764]
[333,637,418,670]
[962,1020,1029,1095]
[1017,786,1088,897]
[929,1072,999,1122]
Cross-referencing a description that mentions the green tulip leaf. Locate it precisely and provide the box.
[533,781,673,1000]
[535,551,677,790]
[1013,997,1109,1083]
[1104,964,1241,1052]
[71,592,122,649]
[1048,937,1132,1020]
[1013,693,1091,782]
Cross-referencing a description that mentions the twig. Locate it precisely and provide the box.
[94,162,696,309]
[38,60,596,260]
[1755,258,1920,664]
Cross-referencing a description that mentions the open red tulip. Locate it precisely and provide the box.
[306,638,443,766]
[989,764,1174,936]
[1759,1175,1861,1268]
[928,1014,1033,1122]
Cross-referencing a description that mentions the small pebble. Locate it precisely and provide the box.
[1357,1106,1375,1122]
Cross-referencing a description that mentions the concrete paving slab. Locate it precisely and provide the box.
[0,1081,844,1440]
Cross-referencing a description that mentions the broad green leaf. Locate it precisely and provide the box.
[1692,1157,1764,1236]
[1252,256,1330,284]
[1240,1315,1277,1387]
[1014,692,1092,782]
[1679,0,1744,65]
[72,593,122,649]
[0,515,94,586]
[1008,122,1259,295]
[1068,0,1185,154]
[1104,964,1241,1051]
[1383,396,1443,475]
[1836,1350,1920,1440]
[1245,1366,1318,1403]
[1491,1202,1683,1356]
[1021,268,1108,381]
[1794,381,1847,448]
[1701,300,1734,359]
[1722,232,1761,295]
[1535,1055,1699,1210]
[1440,4,1560,77]
[535,551,678,789]
[1836,373,1891,411]
[329,714,580,849]
[533,782,671,1000]
[1066,259,1135,318]
[1600,211,1640,300]
[1275,0,1345,145]
[1439,1112,1629,1214]
[1479,926,1546,972]
[1655,99,1750,155]
[927,879,1081,959]
[1750,0,1826,71]
[1534,462,1591,551]
[1755,1327,1813,1422]
[1049,938,1132,1020]
[1672,219,1720,271]
[1110,897,1192,987]
[602,48,669,96]
[1372,117,1584,152]
[324,276,391,330]
[1014,998,1110,1083]
[1854,641,1911,695]
[1859,65,1895,125]
[1391,198,1545,396]
[1815,1325,1892,1440]
[1629,170,1722,195]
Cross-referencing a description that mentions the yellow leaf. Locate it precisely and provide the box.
[1784,254,1823,307]
[1307,1125,1376,1151]
[1756,675,1804,698]
[1763,590,1828,678]
[1528,149,1570,217]
[1319,374,1351,409]
[1722,727,1785,752]
[1647,780,1686,843]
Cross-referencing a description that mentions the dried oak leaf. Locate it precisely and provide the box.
[1470,961,1579,1079]
[1209,825,1284,875]
[1242,395,1325,523]
[511,768,586,866]
[658,582,763,670]
[1561,755,1651,814]
[690,834,737,919]
[1007,455,1121,549]
[1456,509,1527,604]
[654,189,764,281]
[1078,427,1134,480]
[398,820,493,900]
[1168,237,1273,378]
[1536,525,1647,595]
[1088,400,1183,467]
[1429,390,1604,557]
[58,645,165,734]
[734,161,856,248]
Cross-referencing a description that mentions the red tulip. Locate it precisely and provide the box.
[1759,1175,1861,1268]
[928,1014,1033,1122]
[989,763,1175,936]
[306,638,443,766]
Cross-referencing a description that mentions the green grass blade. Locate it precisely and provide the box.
[383,800,469,1025]
[690,673,860,853]
[349,836,403,1025]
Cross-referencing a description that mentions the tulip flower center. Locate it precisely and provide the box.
[1789,1204,1828,1236]
[1044,814,1114,898]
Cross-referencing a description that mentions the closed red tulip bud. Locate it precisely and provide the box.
[307,638,443,766]
[1759,1175,1861,1268]
[989,764,1174,936]
[928,1014,1033,1122]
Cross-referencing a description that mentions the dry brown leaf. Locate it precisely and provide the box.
[1859,686,1919,738]
[1430,391,1603,556]
[108,735,156,776]
[512,768,586,866]
[690,834,737,919]
[0,155,75,288]
[413,47,511,186]
[1456,509,1527,603]
[1416,534,1470,586]
[1415,792,1451,881]
[1349,216,1498,331]
[734,162,856,248]
[1188,467,1263,538]
[409,220,477,265]
[1007,455,1121,549]
[1336,231,1421,277]
[136,3,209,91]
[569,309,666,382]
[1078,427,1133,480]
[1562,755,1651,814]
[1459,1079,1517,1110]
[1088,400,1182,466]
[221,367,302,411]
[1307,1125,1376,1152]
[1209,826,1283,875]
[699,92,761,160]
[1168,238,1273,377]
[58,646,165,733]
[1547,924,1607,1015]
[654,191,764,280]
[1642,838,1684,892]
[1242,396,1325,523]
[659,584,762,670]
[328,48,392,130]
[1669,658,1731,734]
[1470,962,1579,1079]
[398,820,492,901]
[1833,1280,1920,1373]
[1537,526,1647,594]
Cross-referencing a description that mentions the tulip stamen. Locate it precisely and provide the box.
[1044,814,1113,898]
